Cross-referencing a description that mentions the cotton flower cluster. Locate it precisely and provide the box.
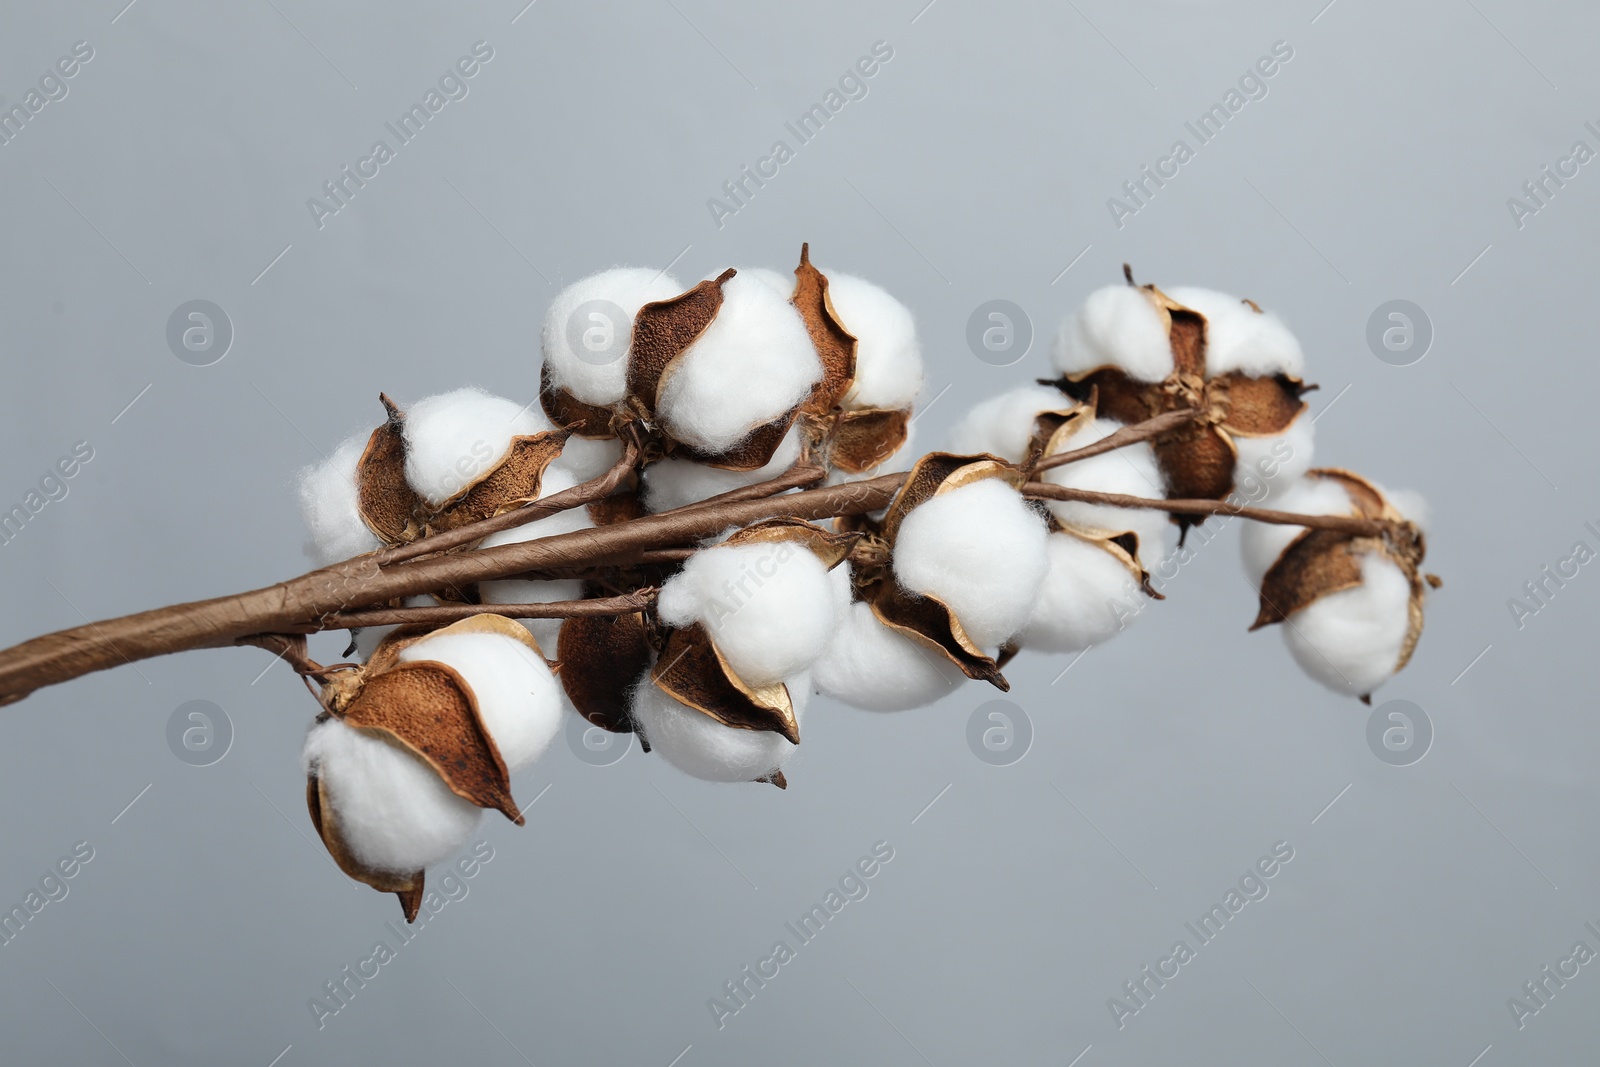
[301,616,562,920]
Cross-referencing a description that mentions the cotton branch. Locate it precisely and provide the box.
[1022,483,1394,537]
[313,590,658,631]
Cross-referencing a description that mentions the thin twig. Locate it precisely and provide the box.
[1023,483,1392,536]
[1030,408,1200,474]
[312,590,657,630]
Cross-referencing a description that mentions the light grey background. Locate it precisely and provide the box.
[0,0,1594,1063]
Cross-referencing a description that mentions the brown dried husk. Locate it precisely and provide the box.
[557,606,652,735]
[305,769,426,922]
[790,242,858,416]
[539,363,620,439]
[357,394,426,545]
[828,408,911,474]
[1250,468,1430,682]
[425,432,570,534]
[652,623,800,744]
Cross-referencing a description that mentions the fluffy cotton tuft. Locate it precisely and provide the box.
[643,425,803,514]
[945,384,1075,465]
[1020,533,1148,653]
[299,432,383,564]
[631,670,808,782]
[657,538,839,686]
[820,270,923,411]
[656,272,820,454]
[1283,552,1412,697]
[551,434,624,483]
[478,466,597,652]
[1053,285,1173,383]
[1165,287,1305,378]
[1232,416,1315,501]
[708,266,793,300]
[813,600,964,711]
[302,718,483,873]
[1040,416,1171,567]
[1238,476,1353,585]
[891,479,1050,648]
[402,387,544,507]
[542,268,684,407]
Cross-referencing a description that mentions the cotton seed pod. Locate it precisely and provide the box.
[350,392,570,551]
[557,600,654,737]
[812,594,966,712]
[657,518,856,686]
[1049,268,1316,537]
[1247,469,1438,701]
[299,432,386,565]
[1015,528,1150,654]
[631,668,811,785]
[306,614,554,919]
[627,267,821,467]
[541,267,685,414]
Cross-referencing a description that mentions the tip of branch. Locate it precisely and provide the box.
[1122,263,1136,286]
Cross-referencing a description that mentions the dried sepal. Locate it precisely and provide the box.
[539,363,621,439]
[828,407,910,474]
[1250,468,1430,678]
[678,415,795,472]
[860,573,1007,690]
[426,432,569,534]
[878,452,1025,546]
[306,769,425,921]
[586,486,646,526]
[653,623,800,744]
[755,770,788,790]
[1023,400,1094,469]
[357,393,426,545]
[626,269,734,419]
[723,517,859,570]
[790,242,858,415]
[556,607,652,735]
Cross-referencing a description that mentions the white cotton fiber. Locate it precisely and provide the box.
[399,629,562,771]
[1238,476,1353,585]
[552,434,624,483]
[643,425,803,514]
[403,387,544,507]
[1283,552,1412,697]
[477,466,598,652]
[891,479,1049,648]
[1165,287,1304,378]
[302,718,483,874]
[812,600,964,711]
[945,384,1075,465]
[1053,285,1173,383]
[657,539,839,686]
[1020,532,1148,653]
[821,270,924,411]
[1232,415,1314,499]
[656,272,821,454]
[299,432,383,564]
[1040,416,1170,567]
[709,266,794,300]
[631,669,809,783]
[542,267,684,407]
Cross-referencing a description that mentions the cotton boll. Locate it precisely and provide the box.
[1020,533,1148,653]
[398,631,562,770]
[1053,285,1173,383]
[945,384,1074,465]
[821,270,923,411]
[643,425,803,513]
[656,272,820,454]
[1231,416,1314,502]
[1040,417,1170,567]
[302,718,483,874]
[1282,552,1412,697]
[813,600,964,711]
[1165,287,1305,378]
[631,670,807,783]
[656,539,838,686]
[543,268,683,407]
[299,432,383,564]
[402,387,545,507]
[1238,476,1353,585]
[891,479,1050,648]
